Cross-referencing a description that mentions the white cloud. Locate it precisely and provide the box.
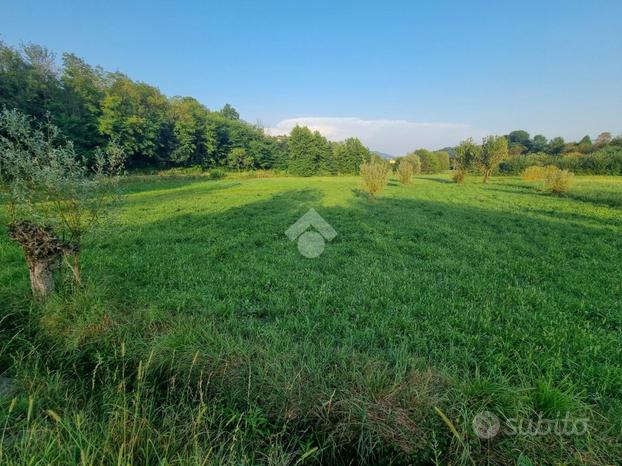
[265,117,485,155]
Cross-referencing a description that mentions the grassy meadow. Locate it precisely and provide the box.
[1,173,622,464]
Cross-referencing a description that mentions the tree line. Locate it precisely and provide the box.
[0,41,370,175]
[3,41,620,177]
[401,129,622,177]
[504,129,622,156]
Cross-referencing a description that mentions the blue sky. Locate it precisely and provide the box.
[2,0,621,154]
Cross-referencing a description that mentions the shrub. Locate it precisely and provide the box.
[499,153,550,174]
[415,150,441,174]
[453,139,480,183]
[227,148,254,171]
[452,170,466,183]
[543,167,574,194]
[478,135,508,183]
[397,160,414,184]
[0,109,124,300]
[403,153,421,174]
[411,150,451,174]
[500,148,622,176]
[360,160,390,200]
[208,168,226,180]
[521,165,545,181]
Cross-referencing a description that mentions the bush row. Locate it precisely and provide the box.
[499,148,622,175]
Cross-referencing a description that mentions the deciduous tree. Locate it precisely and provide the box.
[0,109,124,299]
[453,138,480,183]
[478,135,508,183]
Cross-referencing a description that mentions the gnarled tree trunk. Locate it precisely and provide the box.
[27,255,61,300]
[8,220,70,302]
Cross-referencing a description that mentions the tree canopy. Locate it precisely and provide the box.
[1,39,620,175]
[0,40,376,174]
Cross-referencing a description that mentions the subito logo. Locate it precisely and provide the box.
[472,411,501,439]
[285,208,337,258]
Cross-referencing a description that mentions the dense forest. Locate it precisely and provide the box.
[0,41,370,176]
[2,41,621,175]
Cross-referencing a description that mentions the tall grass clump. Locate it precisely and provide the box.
[451,170,465,184]
[0,346,301,465]
[360,160,390,200]
[208,168,227,180]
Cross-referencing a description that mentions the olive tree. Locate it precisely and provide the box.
[0,109,124,300]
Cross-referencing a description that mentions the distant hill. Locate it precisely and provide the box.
[371,150,395,160]
[438,146,457,158]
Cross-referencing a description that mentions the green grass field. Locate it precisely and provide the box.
[1,173,621,464]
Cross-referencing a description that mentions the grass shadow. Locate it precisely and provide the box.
[416,176,453,184]
[3,181,622,464]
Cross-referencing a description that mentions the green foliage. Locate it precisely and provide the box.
[227,147,254,171]
[543,166,574,194]
[403,152,421,174]
[208,167,226,180]
[0,109,124,292]
[548,136,565,155]
[2,39,621,178]
[0,42,61,122]
[435,151,450,171]
[360,160,390,199]
[452,170,465,183]
[397,160,414,184]
[0,41,281,172]
[453,139,481,183]
[331,137,371,174]
[168,96,210,165]
[500,148,622,175]
[448,131,618,158]
[414,149,439,173]
[508,130,532,152]
[202,113,256,167]
[478,135,508,182]
[55,53,107,154]
[3,174,621,464]
[577,135,593,154]
[532,382,577,417]
[219,103,240,120]
[98,75,170,164]
[287,126,331,176]
[531,134,548,152]
[521,165,546,181]
[411,150,449,174]
[248,136,288,170]
[0,109,124,234]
